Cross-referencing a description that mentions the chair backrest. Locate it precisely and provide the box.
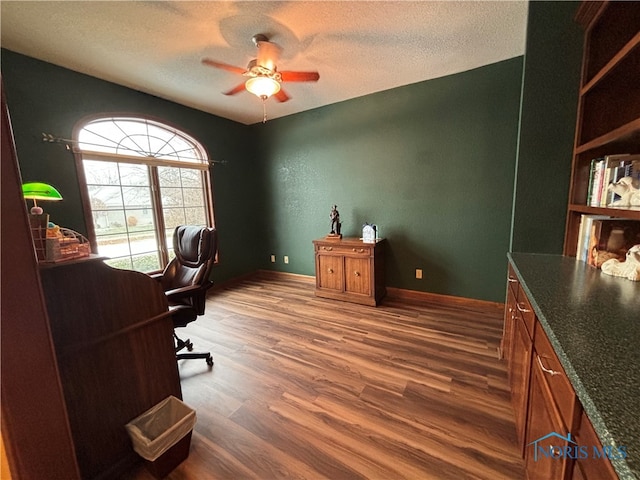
[160,226,217,313]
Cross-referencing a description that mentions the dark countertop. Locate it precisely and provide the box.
[508,253,640,480]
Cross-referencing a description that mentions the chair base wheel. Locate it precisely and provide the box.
[174,331,212,368]
[176,351,214,367]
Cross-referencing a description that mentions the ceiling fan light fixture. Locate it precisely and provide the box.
[245,76,281,99]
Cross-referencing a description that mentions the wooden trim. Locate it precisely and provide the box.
[386,286,504,311]
[211,270,316,290]
[212,270,503,311]
[575,1,605,29]
[255,269,316,283]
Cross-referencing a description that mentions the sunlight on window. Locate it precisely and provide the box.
[77,117,213,272]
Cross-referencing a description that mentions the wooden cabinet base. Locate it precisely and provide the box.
[504,259,619,480]
[313,237,386,306]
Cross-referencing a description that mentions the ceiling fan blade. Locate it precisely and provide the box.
[201,58,247,75]
[256,41,281,71]
[273,89,290,103]
[223,83,246,96]
[280,71,320,82]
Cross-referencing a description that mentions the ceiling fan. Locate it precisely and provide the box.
[202,34,320,109]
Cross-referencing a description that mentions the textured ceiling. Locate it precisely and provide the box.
[1,1,528,125]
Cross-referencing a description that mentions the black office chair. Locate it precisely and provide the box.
[154,225,217,367]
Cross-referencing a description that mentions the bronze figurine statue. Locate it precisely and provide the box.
[329,205,341,236]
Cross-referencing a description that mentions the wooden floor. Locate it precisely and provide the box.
[125,272,525,480]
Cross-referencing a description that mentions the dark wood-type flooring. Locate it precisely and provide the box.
[125,272,525,480]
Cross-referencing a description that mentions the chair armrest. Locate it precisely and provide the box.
[165,284,203,302]
[149,272,163,281]
[169,304,193,314]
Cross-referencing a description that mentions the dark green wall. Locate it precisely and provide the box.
[3,1,582,304]
[511,1,583,253]
[1,49,263,282]
[255,58,523,302]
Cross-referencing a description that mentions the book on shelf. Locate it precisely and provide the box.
[586,157,599,207]
[588,158,605,207]
[586,154,640,208]
[584,218,640,268]
[631,158,640,184]
[576,214,611,263]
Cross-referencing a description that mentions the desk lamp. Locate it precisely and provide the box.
[22,182,63,214]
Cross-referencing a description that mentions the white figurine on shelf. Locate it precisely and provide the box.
[607,177,640,207]
[601,244,640,281]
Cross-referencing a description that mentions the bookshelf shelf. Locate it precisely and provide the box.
[563,1,640,257]
[580,32,640,96]
[574,118,640,155]
[569,204,640,220]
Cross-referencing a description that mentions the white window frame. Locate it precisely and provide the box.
[73,115,215,272]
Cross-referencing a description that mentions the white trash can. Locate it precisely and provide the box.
[125,396,196,478]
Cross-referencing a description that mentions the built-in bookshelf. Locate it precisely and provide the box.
[563,1,640,257]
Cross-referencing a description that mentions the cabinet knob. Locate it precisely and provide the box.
[508,277,517,283]
[323,246,333,251]
[354,271,360,277]
[328,268,334,274]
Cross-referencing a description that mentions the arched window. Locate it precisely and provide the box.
[75,116,214,272]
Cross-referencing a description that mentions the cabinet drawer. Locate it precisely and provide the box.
[534,321,578,431]
[516,284,535,339]
[315,244,372,256]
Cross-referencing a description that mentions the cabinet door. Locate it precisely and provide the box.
[317,255,344,291]
[502,285,517,364]
[344,257,371,296]
[525,365,571,480]
[534,322,577,432]
[572,411,619,480]
[509,312,533,450]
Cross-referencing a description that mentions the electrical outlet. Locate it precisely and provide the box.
[416,268,423,279]
[270,254,276,263]
[284,255,289,264]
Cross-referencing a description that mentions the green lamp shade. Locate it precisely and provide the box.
[22,182,63,201]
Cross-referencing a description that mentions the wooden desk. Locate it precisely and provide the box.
[39,256,182,479]
[313,237,386,306]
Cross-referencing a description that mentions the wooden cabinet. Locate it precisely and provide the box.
[524,321,579,480]
[313,237,386,306]
[525,364,572,480]
[571,411,619,480]
[500,264,518,363]
[503,262,619,480]
[510,304,533,452]
[532,321,580,433]
[563,2,640,255]
[503,264,535,452]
